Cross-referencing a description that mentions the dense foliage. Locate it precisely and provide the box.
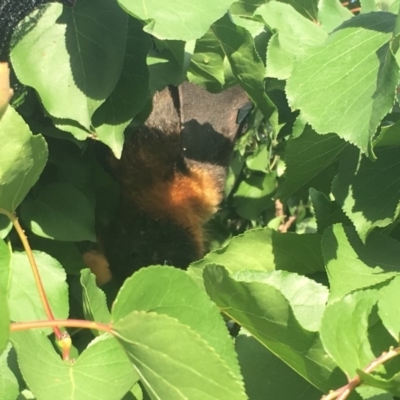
[1,0,400,399]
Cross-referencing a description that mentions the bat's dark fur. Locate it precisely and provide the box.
[99,84,248,284]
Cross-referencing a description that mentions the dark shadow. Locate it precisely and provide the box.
[333,11,395,34]
[2,1,48,60]
[181,120,234,166]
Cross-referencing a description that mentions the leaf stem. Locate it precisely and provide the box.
[322,347,400,400]
[10,319,113,334]
[0,208,62,339]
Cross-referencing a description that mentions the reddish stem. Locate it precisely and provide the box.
[10,319,112,333]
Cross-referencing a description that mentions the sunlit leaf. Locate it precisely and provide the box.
[286,12,398,154]
[0,107,47,212]
[0,345,18,400]
[112,266,241,378]
[117,0,236,41]
[113,311,247,400]
[12,331,137,400]
[8,251,69,334]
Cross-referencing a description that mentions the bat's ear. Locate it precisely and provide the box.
[178,82,249,166]
[145,86,180,135]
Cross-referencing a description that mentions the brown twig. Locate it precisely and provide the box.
[0,209,68,353]
[275,200,297,233]
[322,347,400,400]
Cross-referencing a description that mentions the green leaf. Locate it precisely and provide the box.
[148,42,187,91]
[358,369,400,397]
[80,269,111,329]
[11,0,127,131]
[377,276,400,341]
[318,0,353,33]
[8,251,69,334]
[255,2,327,80]
[0,288,9,356]
[320,290,379,378]
[212,13,277,121]
[0,238,11,299]
[30,236,85,276]
[187,30,225,92]
[0,107,48,212]
[310,188,350,234]
[113,311,247,400]
[112,266,241,379]
[286,12,398,154]
[0,215,11,240]
[12,331,137,400]
[278,126,347,200]
[278,0,319,20]
[117,0,236,41]
[332,146,400,241]
[189,228,325,284]
[203,265,343,392]
[0,239,11,354]
[92,18,152,158]
[190,229,274,279]
[237,269,328,332]
[20,182,96,242]
[236,332,323,400]
[322,224,400,302]
[0,345,18,400]
[233,172,276,220]
[373,119,400,148]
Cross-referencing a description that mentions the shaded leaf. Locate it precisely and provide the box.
[92,18,152,158]
[80,269,111,328]
[212,13,277,121]
[113,311,247,400]
[358,369,400,397]
[0,107,47,212]
[373,119,400,148]
[30,236,85,275]
[11,0,127,131]
[187,30,225,92]
[322,224,400,302]
[0,215,12,240]
[278,126,347,201]
[232,269,328,332]
[236,332,323,400]
[20,182,96,242]
[309,188,350,234]
[279,0,319,20]
[332,146,400,241]
[204,265,344,392]
[233,172,276,220]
